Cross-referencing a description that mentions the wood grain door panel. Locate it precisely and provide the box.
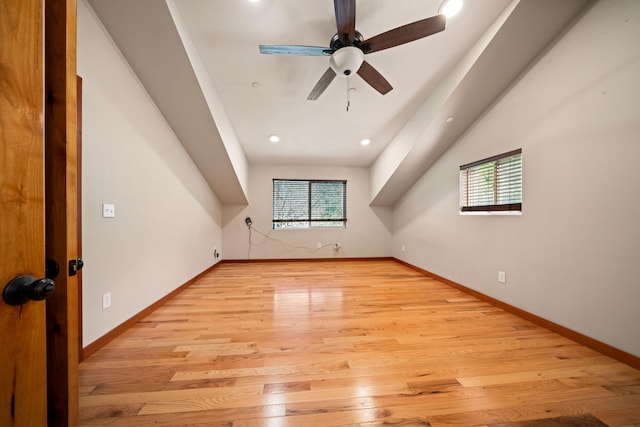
[0,0,48,425]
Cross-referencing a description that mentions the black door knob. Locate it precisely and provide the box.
[3,275,56,306]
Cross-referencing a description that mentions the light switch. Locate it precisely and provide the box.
[102,203,115,218]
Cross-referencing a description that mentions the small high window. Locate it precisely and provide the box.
[272,179,347,229]
[460,149,522,213]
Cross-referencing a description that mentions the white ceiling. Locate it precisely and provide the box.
[87,0,590,205]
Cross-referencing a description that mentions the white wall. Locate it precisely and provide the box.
[223,165,392,260]
[78,0,223,346]
[392,0,640,357]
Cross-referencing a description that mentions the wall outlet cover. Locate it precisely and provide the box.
[498,271,506,284]
[102,292,112,309]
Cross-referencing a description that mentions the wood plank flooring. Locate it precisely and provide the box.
[78,260,640,426]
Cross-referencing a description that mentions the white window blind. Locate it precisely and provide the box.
[460,149,522,212]
[273,179,347,229]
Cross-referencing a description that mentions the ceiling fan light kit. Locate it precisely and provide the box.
[259,0,447,101]
[330,46,364,77]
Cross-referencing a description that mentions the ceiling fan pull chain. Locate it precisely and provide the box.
[346,79,351,112]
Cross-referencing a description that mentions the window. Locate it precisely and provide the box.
[460,149,522,213]
[272,179,347,229]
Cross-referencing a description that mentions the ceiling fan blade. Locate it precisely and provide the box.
[357,61,393,95]
[307,67,337,100]
[360,14,446,54]
[334,0,356,45]
[259,45,332,56]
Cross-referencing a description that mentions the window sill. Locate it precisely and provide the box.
[459,211,522,216]
[273,226,347,230]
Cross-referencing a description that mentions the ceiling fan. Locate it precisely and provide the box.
[259,0,446,100]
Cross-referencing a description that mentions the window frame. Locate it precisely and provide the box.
[272,179,347,229]
[459,149,522,214]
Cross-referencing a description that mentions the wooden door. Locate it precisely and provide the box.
[1,0,78,425]
[45,0,79,424]
[0,0,48,426]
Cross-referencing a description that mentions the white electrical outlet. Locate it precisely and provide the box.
[401,245,406,252]
[317,242,322,249]
[102,292,111,309]
[498,271,506,284]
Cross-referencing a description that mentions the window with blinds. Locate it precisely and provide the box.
[460,149,522,213]
[272,179,347,229]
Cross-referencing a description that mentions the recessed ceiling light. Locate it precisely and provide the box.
[269,135,280,143]
[440,0,463,18]
[248,0,260,3]
[360,138,371,146]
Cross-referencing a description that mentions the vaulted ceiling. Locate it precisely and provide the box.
[87,0,590,205]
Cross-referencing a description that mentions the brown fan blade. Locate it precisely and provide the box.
[307,67,337,100]
[360,14,446,54]
[357,61,392,95]
[334,0,356,45]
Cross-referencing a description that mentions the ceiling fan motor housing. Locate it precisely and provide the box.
[330,46,364,77]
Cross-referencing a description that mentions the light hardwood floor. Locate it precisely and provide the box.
[79,260,640,426]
